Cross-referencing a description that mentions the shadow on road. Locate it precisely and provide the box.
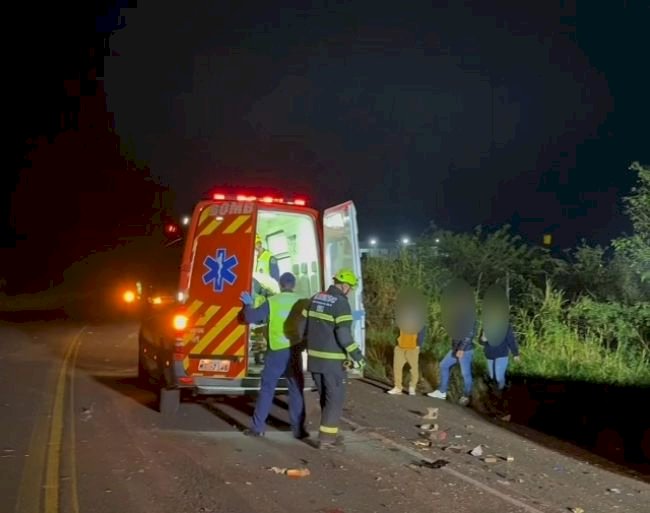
[91,371,293,433]
[475,376,650,479]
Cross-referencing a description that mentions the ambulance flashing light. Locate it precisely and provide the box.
[212,192,307,206]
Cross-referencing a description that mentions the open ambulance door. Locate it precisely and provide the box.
[183,201,256,380]
[322,201,365,376]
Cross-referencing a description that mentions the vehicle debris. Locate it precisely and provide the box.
[442,444,469,454]
[267,466,310,478]
[482,456,498,463]
[415,459,449,469]
[497,454,515,462]
[569,508,584,513]
[413,440,431,447]
[422,407,439,420]
[429,431,448,442]
[419,423,438,432]
[470,445,484,457]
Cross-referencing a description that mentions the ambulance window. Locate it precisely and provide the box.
[256,210,320,297]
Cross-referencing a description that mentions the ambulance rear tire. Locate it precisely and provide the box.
[159,387,180,417]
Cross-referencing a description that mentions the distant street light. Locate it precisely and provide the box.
[182,216,190,226]
[369,238,377,246]
[401,237,410,245]
[435,238,440,243]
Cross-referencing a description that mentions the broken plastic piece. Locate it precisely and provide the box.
[422,407,439,420]
[470,445,484,457]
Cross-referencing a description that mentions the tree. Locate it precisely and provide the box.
[614,162,650,284]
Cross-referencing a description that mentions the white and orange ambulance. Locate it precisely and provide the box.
[138,190,365,415]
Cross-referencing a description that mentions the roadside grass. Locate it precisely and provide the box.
[366,322,650,393]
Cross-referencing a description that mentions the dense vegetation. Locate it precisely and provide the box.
[363,162,650,389]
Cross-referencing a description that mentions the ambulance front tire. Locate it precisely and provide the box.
[159,387,180,417]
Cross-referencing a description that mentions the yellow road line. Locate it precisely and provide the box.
[67,339,83,513]
[13,344,65,513]
[44,327,85,513]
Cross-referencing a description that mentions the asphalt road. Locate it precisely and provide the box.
[1,320,648,513]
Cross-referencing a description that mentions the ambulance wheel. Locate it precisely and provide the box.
[159,387,180,417]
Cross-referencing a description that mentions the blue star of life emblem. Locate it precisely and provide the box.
[202,248,239,293]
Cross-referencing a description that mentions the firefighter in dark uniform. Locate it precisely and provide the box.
[298,268,365,449]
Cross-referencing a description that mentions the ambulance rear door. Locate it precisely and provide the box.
[322,201,365,372]
[183,200,256,380]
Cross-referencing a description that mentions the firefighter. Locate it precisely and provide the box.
[240,272,309,439]
[298,268,365,449]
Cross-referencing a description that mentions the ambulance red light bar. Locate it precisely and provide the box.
[212,192,308,206]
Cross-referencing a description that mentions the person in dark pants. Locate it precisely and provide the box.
[298,268,365,449]
[480,324,520,391]
[240,272,308,439]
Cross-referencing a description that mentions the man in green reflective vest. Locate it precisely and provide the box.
[252,233,281,307]
[297,268,366,449]
[240,272,309,439]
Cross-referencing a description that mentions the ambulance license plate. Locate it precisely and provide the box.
[198,359,231,373]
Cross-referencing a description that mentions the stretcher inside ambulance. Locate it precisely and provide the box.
[137,191,366,416]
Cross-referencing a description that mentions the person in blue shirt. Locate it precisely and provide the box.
[480,324,520,391]
[240,272,308,439]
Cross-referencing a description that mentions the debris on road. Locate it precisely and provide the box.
[80,405,93,422]
[482,456,498,464]
[415,459,449,469]
[442,444,469,454]
[497,454,515,462]
[422,407,439,420]
[419,423,438,432]
[470,445,484,457]
[501,414,511,422]
[569,508,584,513]
[412,440,431,447]
[608,488,622,494]
[429,431,448,442]
[267,466,311,478]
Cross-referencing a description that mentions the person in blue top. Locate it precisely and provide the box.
[240,272,308,439]
[480,324,520,391]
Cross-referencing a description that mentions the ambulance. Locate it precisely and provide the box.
[137,190,366,416]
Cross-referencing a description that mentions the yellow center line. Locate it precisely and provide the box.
[44,326,85,513]
[68,338,83,513]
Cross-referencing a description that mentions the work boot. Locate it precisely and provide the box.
[294,428,310,440]
[408,386,417,396]
[387,387,403,395]
[317,434,344,449]
[243,428,264,437]
[427,390,447,400]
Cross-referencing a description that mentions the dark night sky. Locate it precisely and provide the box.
[102,1,649,248]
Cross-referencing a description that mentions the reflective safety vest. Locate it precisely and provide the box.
[268,292,302,351]
[257,250,272,275]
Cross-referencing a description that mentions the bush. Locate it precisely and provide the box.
[362,219,650,388]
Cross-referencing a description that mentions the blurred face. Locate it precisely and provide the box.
[255,241,263,255]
